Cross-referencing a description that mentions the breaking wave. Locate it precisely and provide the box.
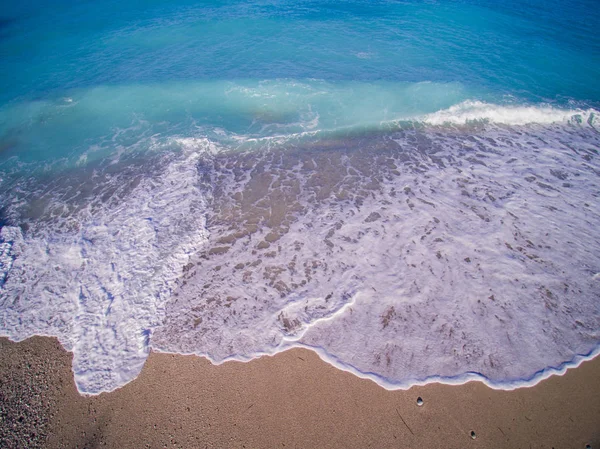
[422,100,599,127]
[1,98,599,394]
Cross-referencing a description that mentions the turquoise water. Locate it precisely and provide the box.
[1,1,599,394]
[3,0,599,99]
[1,0,599,163]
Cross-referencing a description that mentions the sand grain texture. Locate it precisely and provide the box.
[0,337,599,448]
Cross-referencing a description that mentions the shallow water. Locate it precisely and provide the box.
[1,0,599,394]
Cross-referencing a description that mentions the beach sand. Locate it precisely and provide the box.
[0,336,598,448]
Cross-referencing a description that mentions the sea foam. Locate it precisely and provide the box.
[152,116,600,391]
[0,143,211,393]
[1,105,600,394]
[423,100,598,127]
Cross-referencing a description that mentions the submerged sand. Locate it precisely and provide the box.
[0,336,598,448]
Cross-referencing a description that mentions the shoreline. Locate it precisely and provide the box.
[151,340,600,394]
[277,341,600,392]
[1,336,599,448]
[3,118,600,397]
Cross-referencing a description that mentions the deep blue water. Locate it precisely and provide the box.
[2,0,599,99]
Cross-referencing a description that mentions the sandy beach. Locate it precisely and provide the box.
[2,1,599,448]
[0,336,598,448]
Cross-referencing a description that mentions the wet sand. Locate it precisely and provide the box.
[0,336,598,448]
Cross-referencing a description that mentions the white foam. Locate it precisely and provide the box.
[422,100,599,126]
[152,119,600,391]
[2,116,600,395]
[0,142,211,394]
[0,227,20,286]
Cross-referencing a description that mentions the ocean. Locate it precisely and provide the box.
[0,0,599,394]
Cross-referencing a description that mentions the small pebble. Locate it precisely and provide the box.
[416,397,423,406]
[470,431,476,439]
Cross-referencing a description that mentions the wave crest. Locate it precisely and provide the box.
[422,100,599,126]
